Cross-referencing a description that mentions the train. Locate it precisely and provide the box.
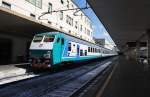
[29,32,117,68]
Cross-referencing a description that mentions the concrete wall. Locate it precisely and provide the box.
[0,33,31,63]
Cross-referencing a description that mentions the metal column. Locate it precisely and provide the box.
[147,31,150,66]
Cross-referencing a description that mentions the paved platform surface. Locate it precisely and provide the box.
[101,56,150,97]
[0,64,27,79]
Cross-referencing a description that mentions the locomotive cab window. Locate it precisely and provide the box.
[33,35,43,42]
[44,35,55,42]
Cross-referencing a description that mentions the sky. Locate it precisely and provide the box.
[74,0,116,48]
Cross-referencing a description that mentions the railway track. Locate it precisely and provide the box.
[0,57,117,97]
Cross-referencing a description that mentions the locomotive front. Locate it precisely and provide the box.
[29,34,55,68]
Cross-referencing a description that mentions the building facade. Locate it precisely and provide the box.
[0,0,94,42]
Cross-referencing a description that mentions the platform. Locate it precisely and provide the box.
[100,56,150,97]
[0,64,27,79]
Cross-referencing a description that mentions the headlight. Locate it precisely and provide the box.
[44,51,51,58]
[44,54,50,58]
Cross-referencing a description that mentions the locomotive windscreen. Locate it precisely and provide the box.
[44,35,55,42]
[33,35,43,42]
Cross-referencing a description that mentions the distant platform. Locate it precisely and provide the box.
[100,56,150,97]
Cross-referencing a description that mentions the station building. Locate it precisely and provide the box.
[0,0,94,64]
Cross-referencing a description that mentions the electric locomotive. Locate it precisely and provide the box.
[29,32,117,68]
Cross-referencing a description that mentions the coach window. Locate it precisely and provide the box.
[68,43,71,51]
[80,49,83,56]
[88,47,90,52]
[85,50,87,56]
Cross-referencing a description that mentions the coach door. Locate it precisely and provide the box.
[77,44,80,57]
[53,37,64,64]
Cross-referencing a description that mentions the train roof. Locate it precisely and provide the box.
[35,32,113,51]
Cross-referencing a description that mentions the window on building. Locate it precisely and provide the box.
[81,13,83,19]
[66,15,73,26]
[60,0,64,4]
[90,22,92,29]
[80,25,83,31]
[26,0,42,8]
[87,29,90,35]
[36,0,42,8]
[85,17,86,23]
[85,27,86,34]
[75,21,78,29]
[48,3,52,14]
[2,1,11,9]
[30,13,36,19]
[67,0,69,8]
[72,4,74,8]
[60,11,63,20]
[71,18,73,26]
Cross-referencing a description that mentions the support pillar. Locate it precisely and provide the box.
[147,31,150,66]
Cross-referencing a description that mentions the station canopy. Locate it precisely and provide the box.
[0,7,56,37]
[88,0,150,51]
